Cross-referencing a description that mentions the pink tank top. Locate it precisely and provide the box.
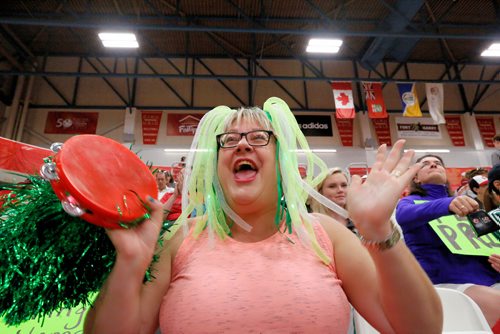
[159,223,350,333]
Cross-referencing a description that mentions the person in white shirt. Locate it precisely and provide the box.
[156,170,174,200]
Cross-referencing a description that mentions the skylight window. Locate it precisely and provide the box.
[306,38,343,53]
[98,32,139,48]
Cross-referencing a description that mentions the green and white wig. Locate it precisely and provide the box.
[170,97,348,264]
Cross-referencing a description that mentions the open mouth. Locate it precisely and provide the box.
[233,160,258,181]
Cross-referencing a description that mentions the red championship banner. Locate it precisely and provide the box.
[444,115,465,147]
[167,114,205,136]
[475,116,496,148]
[44,112,98,134]
[335,118,354,146]
[372,118,392,146]
[141,111,162,144]
[331,82,355,119]
[362,82,388,119]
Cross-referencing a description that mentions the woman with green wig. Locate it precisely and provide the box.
[85,97,442,334]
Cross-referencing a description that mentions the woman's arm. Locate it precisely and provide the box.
[319,215,441,333]
[333,140,442,333]
[335,219,442,333]
[396,194,479,232]
[162,177,182,220]
[84,198,173,334]
[395,196,453,231]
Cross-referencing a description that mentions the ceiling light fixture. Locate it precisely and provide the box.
[98,32,139,48]
[480,43,500,57]
[306,38,343,53]
[293,149,337,153]
[405,149,451,153]
[163,148,209,152]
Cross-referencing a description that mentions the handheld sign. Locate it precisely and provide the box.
[429,215,500,256]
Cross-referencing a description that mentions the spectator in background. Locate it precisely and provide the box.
[483,164,500,213]
[309,167,356,233]
[161,168,184,222]
[477,165,500,273]
[179,155,187,168]
[156,170,174,200]
[166,170,175,189]
[396,154,500,327]
[467,175,489,209]
[456,167,489,197]
[491,134,500,166]
[465,167,489,180]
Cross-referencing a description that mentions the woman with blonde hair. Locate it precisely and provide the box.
[309,167,356,232]
[85,98,441,334]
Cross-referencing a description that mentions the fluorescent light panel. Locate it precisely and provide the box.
[306,38,342,53]
[405,149,450,153]
[480,42,500,57]
[163,148,209,152]
[312,149,337,153]
[294,149,337,153]
[98,32,138,48]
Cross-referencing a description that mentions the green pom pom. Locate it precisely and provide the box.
[0,176,115,325]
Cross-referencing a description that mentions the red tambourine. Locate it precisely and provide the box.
[40,135,157,229]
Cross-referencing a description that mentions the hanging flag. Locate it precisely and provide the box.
[362,82,387,118]
[397,83,422,117]
[425,83,445,124]
[331,82,355,119]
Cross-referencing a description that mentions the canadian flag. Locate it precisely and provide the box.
[331,82,355,119]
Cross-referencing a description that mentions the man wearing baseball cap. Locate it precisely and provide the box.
[468,175,489,209]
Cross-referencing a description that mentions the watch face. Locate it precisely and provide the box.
[467,210,500,237]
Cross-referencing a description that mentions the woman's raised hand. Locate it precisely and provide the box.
[347,139,421,241]
[105,196,164,271]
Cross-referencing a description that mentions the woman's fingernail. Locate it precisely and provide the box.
[147,195,155,203]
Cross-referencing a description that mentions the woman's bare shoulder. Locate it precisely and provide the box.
[161,216,202,258]
[309,212,358,246]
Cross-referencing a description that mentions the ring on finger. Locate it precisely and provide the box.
[391,170,402,178]
[460,205,466,209]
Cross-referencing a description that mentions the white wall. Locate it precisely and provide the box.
[17,105,498,170]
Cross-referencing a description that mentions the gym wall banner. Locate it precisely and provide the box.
[372,118,392,146]
[141,111,162,145]
[167,114,204,136]
[336,118,354,147]
[44,112,98,134]
[294,115,333,137]
[444,115,466,147]
[395,117,442,139]
[475,116,496,148]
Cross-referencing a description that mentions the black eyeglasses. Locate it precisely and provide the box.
[216,130,274,148]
